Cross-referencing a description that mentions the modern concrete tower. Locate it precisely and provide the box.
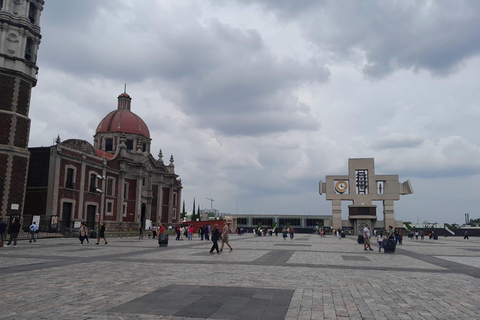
[0,0,44,225]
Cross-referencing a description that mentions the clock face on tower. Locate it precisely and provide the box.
[335,180,348,194]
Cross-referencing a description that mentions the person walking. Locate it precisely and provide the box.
[464,231,469,240]
[79,222,88,245]
[0,217,7,247]
[205,224,210,241]
[289,226,295,240]
[179,225,185,241]
[29,221,38,243]
[282,226,288,240]
[139,225,144,239]
[199,225,204,240]
[376,232,383,252]
[210,224,221,254]
[363,224,374,251]
[96,222,108,244]
[175,225,181,240]
[220,221,233,252]
[188,225,194,240]
[5,219,21,247]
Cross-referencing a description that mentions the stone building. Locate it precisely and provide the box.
[0,0,44,227]
[319,158,413,234]
[24,92,182,232]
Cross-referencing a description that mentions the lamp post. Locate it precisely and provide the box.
[206,198,214,212]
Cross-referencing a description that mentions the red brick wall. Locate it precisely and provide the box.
[0,74,15,112]
[16,80,31,116]
[10,155,28,206]
[14,117,30,148]
[0,114,12,145]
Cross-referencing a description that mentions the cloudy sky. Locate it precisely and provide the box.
[30,0,480,224]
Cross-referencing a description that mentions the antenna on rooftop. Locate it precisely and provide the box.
[124,83,127,93]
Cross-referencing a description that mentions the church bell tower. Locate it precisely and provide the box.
[0,0,44,224]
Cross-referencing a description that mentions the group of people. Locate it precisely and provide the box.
[0,218,39,247]
[140,223,166,240]
[78,222,108,245]
[363,224,396,252]
[0,218,23,247]
[209,221,233,254]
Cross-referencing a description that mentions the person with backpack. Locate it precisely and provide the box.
[29,221,38,243]
[79,222,88,245]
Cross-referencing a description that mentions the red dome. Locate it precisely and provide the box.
[96,109,150,138]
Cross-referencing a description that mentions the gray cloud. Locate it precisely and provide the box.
[28,1,480,224]
[372,134,424,150]
[237,0,480,78]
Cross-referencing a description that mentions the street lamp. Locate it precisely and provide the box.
[206,198,214,212]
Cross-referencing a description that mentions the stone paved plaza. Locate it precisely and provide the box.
[0,233,479,320]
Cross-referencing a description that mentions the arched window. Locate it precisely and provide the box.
[0,0,4,10]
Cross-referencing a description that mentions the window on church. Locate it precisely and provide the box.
[142,143,146,152]
[122,202,127,217]
[106,201,113,215]
[106,178,114,196]
[105,139,113,152]
[25,38,34,62]
[125,140,133,150]
[124,182,129,199]
[0,0,4,10]
[66,168,75,189]
[89,174,97,192]
[29,3,38,24]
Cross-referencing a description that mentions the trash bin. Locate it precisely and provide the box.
[341,232,346,238]
[357,235,364,244]
[158,234,168,247]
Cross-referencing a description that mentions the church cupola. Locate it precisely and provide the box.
[117,92,132,111]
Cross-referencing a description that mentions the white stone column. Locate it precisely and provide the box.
[135,178,142,224]
[168,186,174,223]
[117,171,125,223]
[383,199,395,229]
[332,199,342,230]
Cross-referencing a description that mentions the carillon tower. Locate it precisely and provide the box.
[0,0,44,224]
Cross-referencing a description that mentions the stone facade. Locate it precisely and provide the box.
[0,0,43,227]
[24,93,182,232]
[319,158,413,234]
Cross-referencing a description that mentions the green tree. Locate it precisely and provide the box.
[192,198,196,220]
[181,200,186,219]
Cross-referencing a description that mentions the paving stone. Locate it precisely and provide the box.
[0,235,480,319]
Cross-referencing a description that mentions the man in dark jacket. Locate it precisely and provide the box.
[210,224,221,254]
[6,219,21,247]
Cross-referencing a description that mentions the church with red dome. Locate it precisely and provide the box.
[23,93,182,232]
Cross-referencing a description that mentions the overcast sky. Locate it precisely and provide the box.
[29,0,480,224]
